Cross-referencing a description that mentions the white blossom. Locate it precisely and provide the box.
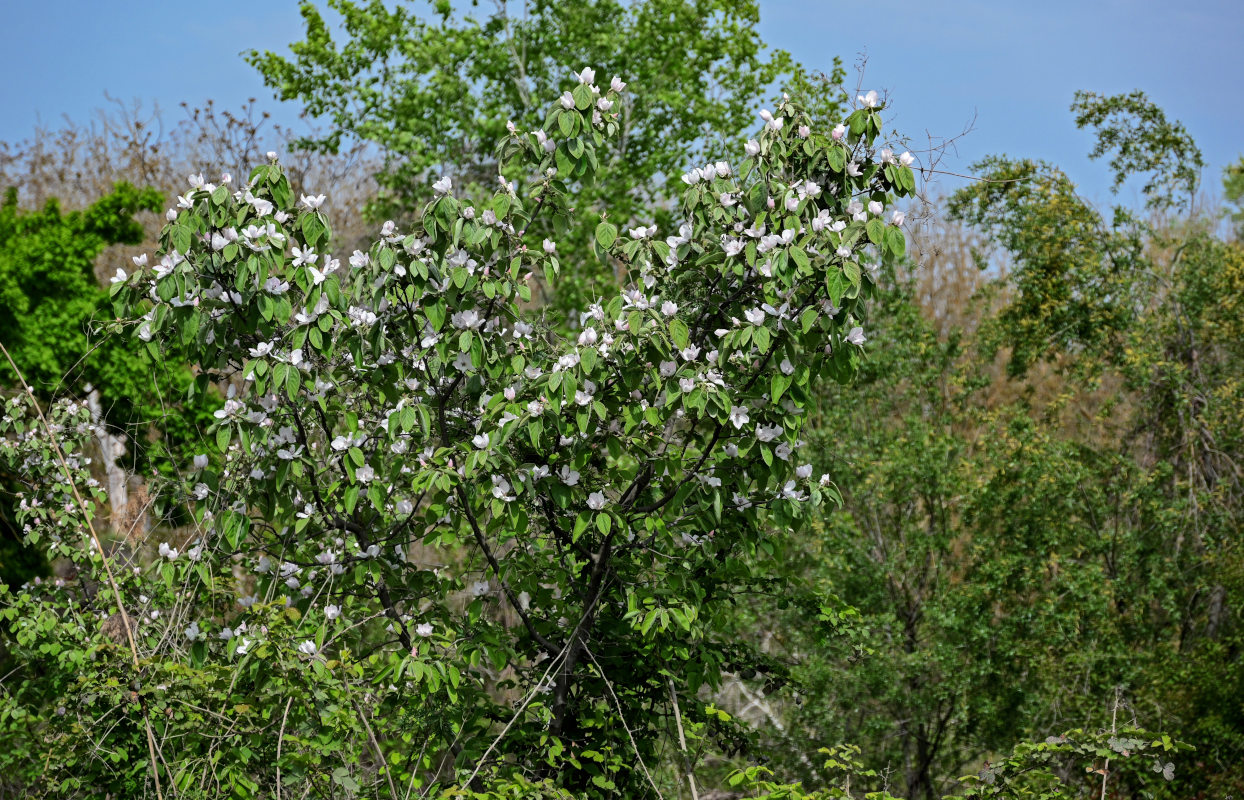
[780,480,806,501]
[756,424,782,443]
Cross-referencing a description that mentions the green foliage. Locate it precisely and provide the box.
[1070,89,1203,209]
[946,157,1140,374]
[949,729,1188,799]
[1223,156,1244,236]
[752,91,1241,800]
[0,183,158,393]
[246,0,846,309]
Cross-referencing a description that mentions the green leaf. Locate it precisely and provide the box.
[580,347,597,374]
[572,84,593,110]
[886,226,906,257]
[789,246,811,273]
[801,306,820,333]
[595,222,617,249]
[754,325,771,353]
[843,260,862,288]
[172,225,192,254]
[670,318,690,350]
[425,301,446,330]
[771,372,791,402]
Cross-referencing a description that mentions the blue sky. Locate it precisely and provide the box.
[1,0,1240,207]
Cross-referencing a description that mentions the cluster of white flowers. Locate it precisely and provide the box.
[7,73,924,696]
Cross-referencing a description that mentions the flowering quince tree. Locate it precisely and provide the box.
[1,74,918,799]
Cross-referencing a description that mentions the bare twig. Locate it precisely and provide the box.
[277,696,294,800]
[668,676,699,800]
[584,645,665,800]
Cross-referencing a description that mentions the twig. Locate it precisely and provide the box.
[667,676,699,800]
[584,646,665,800]
[1102,688,1120,800]
[352,695,400,800]
[461,639,572,789]
[277,696,294,800]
